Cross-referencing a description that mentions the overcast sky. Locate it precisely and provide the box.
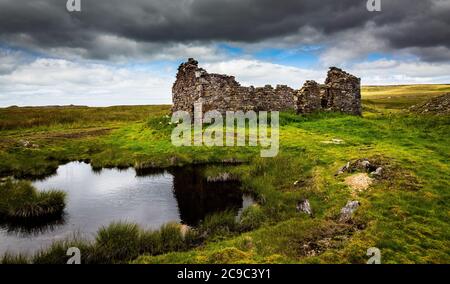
[0,0,449,106]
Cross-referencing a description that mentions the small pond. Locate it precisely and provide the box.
[0,162,253,255]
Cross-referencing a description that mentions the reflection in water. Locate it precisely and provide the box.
[172,167,243,225]
[0,214,67,237]
[0,162,251,255]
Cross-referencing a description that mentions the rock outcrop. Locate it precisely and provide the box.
[172,58,362,116]
[409,93,450,115]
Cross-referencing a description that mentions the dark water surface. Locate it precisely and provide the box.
[0,162,252,255]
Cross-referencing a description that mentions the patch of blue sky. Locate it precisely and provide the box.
[253,45,323,67]
[0,44,41,60]
[216,43,323,67]
[217,43,244,56]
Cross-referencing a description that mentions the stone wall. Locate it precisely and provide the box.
[322,67,362,115]
[172,58,295,115]
[294,80,322,114]
[172,58,361,116]
[295,67,362,115]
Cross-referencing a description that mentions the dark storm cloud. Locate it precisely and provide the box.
[0,0,369,44]
[0,0,449,61]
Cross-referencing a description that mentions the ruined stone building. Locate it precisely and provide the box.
[295,67,362,115]
[172,58,361,116]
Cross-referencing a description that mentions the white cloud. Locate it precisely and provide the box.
[204,57,450,87]
[203,59,324,88]
[351,59,450,85]
[319,23,389,67]
[0,58,173,107]
[0,49,33,74]
[1,54,450,107]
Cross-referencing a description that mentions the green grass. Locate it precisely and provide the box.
[95,222,142,262]
[198,210,239,240]
[19,222,199,264]
[33,234,94,264]
[0,84,449,263]
[0,179,66,220]
[238,204,266,232]
[0,105,169,130]
[1,252,30,264]
[362,84,450,110]
[362,84,450,98]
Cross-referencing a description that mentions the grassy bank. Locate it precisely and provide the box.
[0,85,449,263]
[0,179,66,220]
[29,222,199,264]
[3,211,254,264]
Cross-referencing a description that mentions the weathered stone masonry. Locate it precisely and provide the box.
[172,58,361,116]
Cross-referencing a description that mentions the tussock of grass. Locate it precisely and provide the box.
[0,179,66,220]
[239,205,265,232]
[1,252,30,264]
[93,222,199,263]
[21,222,199,264]
[199,210,239,239]
[95,222,141,262]
[139,223,199,255]
[33,235,93,264]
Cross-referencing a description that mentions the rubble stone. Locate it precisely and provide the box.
[339,201,361,222]
[297,199,313,217]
